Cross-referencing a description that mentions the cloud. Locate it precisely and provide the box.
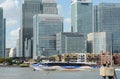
[10,27,19,37]
[6,28,20,48]
[0,0,20,19]
[6,19,18,27]
[0,0,21,48]
[0,0,19,10]
[6,39,17,48]
[0,0,5,3]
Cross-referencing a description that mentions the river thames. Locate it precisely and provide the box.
[0,67,120,79]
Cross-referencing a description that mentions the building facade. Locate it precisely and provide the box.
[20,0,59,57]
[21,0,42,57]
[33,14,63,59]
[9,48,16,58]
[113,53,120,65]
[0,8,5,58]
[42,0,58,14]
[56,32,86,54]
[87,32,112,53]
[71,0,93,35]
[19,29,23,57]
[5,48,11,58]
[77,53,87,62]
[16,39,19,57]
[24,38,32,58]
[94,3,120,53]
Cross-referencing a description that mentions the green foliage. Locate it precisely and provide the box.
[49,57,55,62]
[0,57,4,63]
[5,57,12,62]
[5,57,13,65]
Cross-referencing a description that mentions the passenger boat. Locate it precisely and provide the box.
[36,62,98,71]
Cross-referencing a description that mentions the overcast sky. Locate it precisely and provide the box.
[0,0,120,48]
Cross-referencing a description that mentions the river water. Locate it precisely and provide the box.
[0,67,120,79]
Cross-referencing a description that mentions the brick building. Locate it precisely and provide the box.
[113,53,120,65]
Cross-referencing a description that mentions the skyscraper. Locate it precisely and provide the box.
[21,0,42,57]
[0,8,5,57]
[94,3,120,53]
[33,14,63,59]
[71,0,93,35]
[42,0,58,14]
[19,29,23,57]
[21,0,60,57]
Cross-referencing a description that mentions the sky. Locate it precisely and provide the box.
[0,0,120,48]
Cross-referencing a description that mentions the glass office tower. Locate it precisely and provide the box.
[21,0,42,57]
[21,0,59,57]
[87,32,112,53]
[71,0,93,35]
[33,14,63,59]
[56,32,85,54]
[94,3,120,53]
[0,8,5,57]
[42,0,58,14]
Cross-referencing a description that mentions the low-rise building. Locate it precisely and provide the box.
[86,53,99,64]
[49,53,99,64]
[49,53,120,65]
[113,53,120,65]
[77,53,87,62]
[99,52,111,65]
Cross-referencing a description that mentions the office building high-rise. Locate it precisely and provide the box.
[19,29,23,57]
[16,39,19,57]
[33,14,63,59]
[56,32,85,54]
[87,32,112,53]
[0,8,5,58]
[21,0,60,57]
[71,0,93,35]
[94,3,120,53]
[42,0,58,14]
[32,0,62,59]
[21,0,42,40]
[21,0,42,57]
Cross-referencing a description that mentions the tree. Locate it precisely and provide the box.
[0,57,4,63]
[5,57,13,65]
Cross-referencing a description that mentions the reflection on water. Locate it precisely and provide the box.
[0,67,120,79]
